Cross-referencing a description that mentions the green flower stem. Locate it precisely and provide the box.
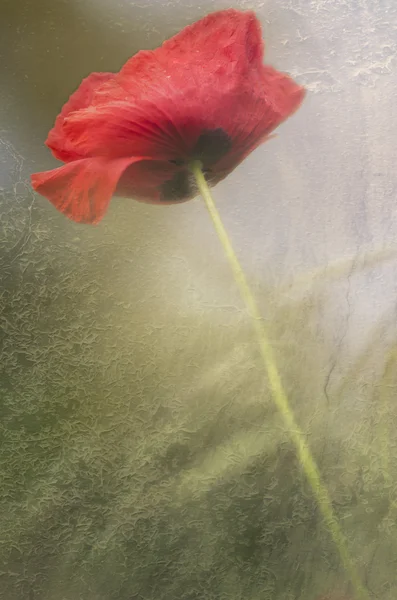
[189,159,369,600]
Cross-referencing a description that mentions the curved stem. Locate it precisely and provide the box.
[189,160,369,600]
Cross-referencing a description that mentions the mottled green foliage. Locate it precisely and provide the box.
[1,148,397,600]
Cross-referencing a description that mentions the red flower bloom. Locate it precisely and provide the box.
[31,9,305,224]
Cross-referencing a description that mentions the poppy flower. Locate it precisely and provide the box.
[31,9,305,224]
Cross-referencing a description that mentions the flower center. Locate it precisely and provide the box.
[162,128,232,202]
[191,128,232,166]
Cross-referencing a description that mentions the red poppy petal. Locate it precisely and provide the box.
[57,10,304,176]
[31,156,147,224]
[213,68,306,172]
[60,10,266,160]
[120,10,263,82]
[46,72,115,162]
[63,102,184,160]
[256,65,306,132]
[115,160,201,205]
[115,160,174,201]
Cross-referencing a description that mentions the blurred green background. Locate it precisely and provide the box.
[1,0,397,599]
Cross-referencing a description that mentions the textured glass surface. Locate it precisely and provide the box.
[1,1,397,599]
